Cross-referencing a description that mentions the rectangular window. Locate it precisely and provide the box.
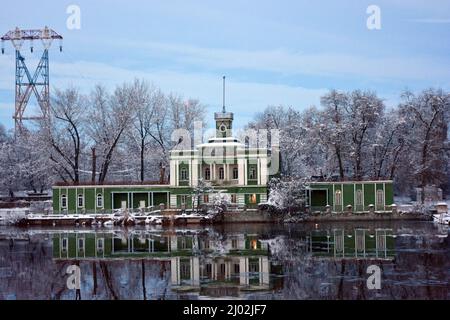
[203,194,209,203]
[61,238,68,252]
[180,167,188,180]
[249,167,256,180]
[219,167,224,180]
[231,194,237,203]
[97,238,104,252]
[249,194,257,204]
[233,167,238,179]
[231,238,238,249]
[204,168,211,180]
[77,194,84,208]
[96,194,103,208]
[180,195,187,205]
[356,190,363,206]
[61,195,67,209]
[78,237,85,252]
[376,190,384,205]
[233,263,240,274]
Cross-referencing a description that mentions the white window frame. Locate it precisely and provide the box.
[232,167,238,179]
[356,189,363,206]
[61,194,67,209]
[335,190,342,206]
[61,237,68,252]
[78,237,85,252]
[376,189,384,205]
[77,194,84,208]
[96,193,103,208]
[180,167,188,181]
[204,167,211,180]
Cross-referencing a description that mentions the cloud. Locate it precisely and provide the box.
[0,58,327,128]
[110,40,450,81]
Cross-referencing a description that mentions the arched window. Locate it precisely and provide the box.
[96,193,103,208]
[219,167,224,180]
[335,190,342,206]
[180,167,188,180]
[355,189,363,206]
[204,167,211,180]
[233,167,238,179]
[376,189,384,205]
[60,194,67,209]
[77,194,84,208]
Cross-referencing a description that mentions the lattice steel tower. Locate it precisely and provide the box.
[1,27,63,132]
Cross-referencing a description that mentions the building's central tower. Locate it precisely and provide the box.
[214,76,234,138]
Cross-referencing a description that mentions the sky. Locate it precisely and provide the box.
[0,0,449,130]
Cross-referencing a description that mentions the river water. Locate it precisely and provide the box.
[0,221,448,300]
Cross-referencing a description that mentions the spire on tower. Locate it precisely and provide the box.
[222,75,226,113]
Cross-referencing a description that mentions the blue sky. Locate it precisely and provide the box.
[1,0,449,129]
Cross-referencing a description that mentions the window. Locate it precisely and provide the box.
[231,238,238,249]
[78,237,85,252]
[335,190,342,206]
[180,167,188,180]
[231,194,237,203]
[96,194,103,208]
[376,189,384,205]
[249,167,256,180]
[77,194,84,208]
[61,237,68,252]
[61,194,67,209]
[233,263,240,274]
[249,194,257,204]
[355,189,363,206]
[204,167,211,180]
[250,239,258,250]
[203,240,210,249]
[203,194,209,203]
[219,167,224,180]
[97,238,104,252]
[180,195,187,205]
[233,167,238,179]
[180,262,191,279]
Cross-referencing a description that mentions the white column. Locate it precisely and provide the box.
[192,159,198,186]
[260,157,268,185]
[238,158,245,185]
[191,257,200,286]
[170,257,180,285]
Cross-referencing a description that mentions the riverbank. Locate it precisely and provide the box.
[2,208,432,227]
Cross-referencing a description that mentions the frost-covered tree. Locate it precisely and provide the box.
[191,178,214,213]
[44,87,87,183]
[399,89,450,201]
[88,84,136,183]
[267,177,307,214]
[211,191,231,214]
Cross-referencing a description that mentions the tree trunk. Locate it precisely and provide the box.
[91,148,96,183]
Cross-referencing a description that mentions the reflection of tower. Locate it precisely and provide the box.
[1,27,63,133]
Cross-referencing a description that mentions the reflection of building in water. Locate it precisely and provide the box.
[52,230,272,296]
[308,228,395,259]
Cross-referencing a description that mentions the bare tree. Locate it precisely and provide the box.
[88,84,136,183]
[46,87,87,183]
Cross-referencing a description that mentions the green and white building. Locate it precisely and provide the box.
[52,108,270,213]
[52,108,394,214]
